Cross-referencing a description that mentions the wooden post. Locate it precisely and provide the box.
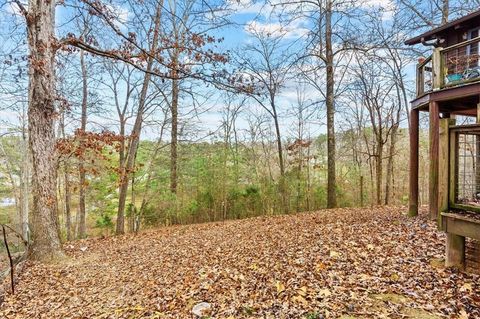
[476,101,480,124]
[429,101,440,220]
[409,108,419,217]
[432,48,443,90]
[449,117,458,208]
[477,103,480,209]
[446,233,465,268]
[438,118,450,228]
[449,132,457,203]
[416,64,423,96]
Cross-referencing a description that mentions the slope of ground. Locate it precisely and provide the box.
[0,207,479,318]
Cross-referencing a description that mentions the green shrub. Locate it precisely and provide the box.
[95,214,113,229]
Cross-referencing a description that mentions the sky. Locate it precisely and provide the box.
[0,0,411,142]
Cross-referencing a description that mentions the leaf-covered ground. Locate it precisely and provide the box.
[1,207,479,318]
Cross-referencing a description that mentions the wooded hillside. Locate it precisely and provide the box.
[0,0,480,317]
[1,207,479,318]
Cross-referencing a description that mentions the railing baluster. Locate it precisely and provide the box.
[440,37,480,88]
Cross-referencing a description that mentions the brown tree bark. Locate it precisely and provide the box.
[325,0,337,208]
[272,103,288,213]
[20,125,30,240]
[409,109,419,217]
[170,77,179,194]
[441,0,449,25]
[272,103,285,177]
[385,104,400,205]
[78,49,88,239]
[64,169,72,241]
[113,66,130,234]
[129,157,136,233]
[375,138,383,205]
[26,0,64,260]
[60,114,72,241]
[116,2,163,234]
[137,119,167,231]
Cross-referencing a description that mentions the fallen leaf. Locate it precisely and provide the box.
[275,281,285,294]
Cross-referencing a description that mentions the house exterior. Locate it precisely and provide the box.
[406,9,480,271]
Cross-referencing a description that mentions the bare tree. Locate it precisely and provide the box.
[238,30,294,178]
[287,86,314,212]
[115,1,163,235]
[347,52,400,205]
[10,0,179,257]
[163,0,231,194]
[238,27,297,211]
[282,0,364,208]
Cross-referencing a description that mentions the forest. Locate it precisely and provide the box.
[0,0,480,318]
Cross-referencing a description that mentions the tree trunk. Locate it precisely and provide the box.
[61,114,72,241]
[325,0,337,208]
[360,175,364,207]
[117,117,126,232]
[272,105,288,212]
[116,2,162,234]
[64,168,72,241]
[272,108,284,176]
[306,140,312,211]
[441,0,449,25]
[369,158,375,206]
[296,155,302,213]
[385,124,398,205]
[78,49,88,239]
[376,142,383,205]
[27,0,64,260]
[170,77,179,194]
[137,122,166,232]
[20,127,29,240]
[129,155,136,233]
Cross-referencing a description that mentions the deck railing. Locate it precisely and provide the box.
[416,55,433,96]
[416,36,480,97]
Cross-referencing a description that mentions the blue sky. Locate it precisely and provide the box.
[0,0,414,142]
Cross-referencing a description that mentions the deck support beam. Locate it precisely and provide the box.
[446,233,465,269]
[438,118,450,227]
[409,108,419,217]
[476,101,480,123]
[429,101,440,220]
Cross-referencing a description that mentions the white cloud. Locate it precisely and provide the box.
[104,3,130,27]
[228,0,273,16]
[0,110,21,128]
[362,0,392,6]
[360,0,396,20]
[245,18,309,39]
[115,6,129,24]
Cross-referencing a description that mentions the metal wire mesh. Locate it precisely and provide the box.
[443,37,480,85]
[456,132,480,205]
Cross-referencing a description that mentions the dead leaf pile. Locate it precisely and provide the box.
[0,206,478,318]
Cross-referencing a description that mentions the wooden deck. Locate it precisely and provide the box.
[411,82,480,114]
[442,212,480,240]
[407,9,480,274]
[442,212,480,271]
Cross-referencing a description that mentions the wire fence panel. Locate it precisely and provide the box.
[0,223,29,295]
[454,131,480,206]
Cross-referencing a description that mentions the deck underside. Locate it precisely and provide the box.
[412,82,480,116]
